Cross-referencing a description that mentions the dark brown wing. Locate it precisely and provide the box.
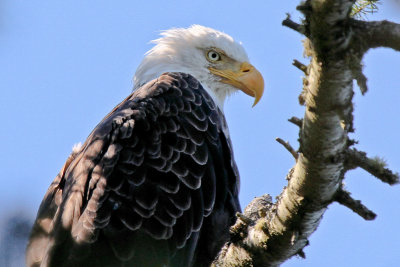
[26,72,241,267]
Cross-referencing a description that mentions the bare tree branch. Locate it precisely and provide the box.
[347,148,400,185]
[276,138,298,160]
[354,19,400,52]
[288,116,303,128]
[282,14,303,35]
[352,65,369,95]
[292,59,308,75]
[334,188,376,220]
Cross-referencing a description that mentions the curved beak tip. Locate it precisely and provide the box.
[252,79,264,107]
[209,62,264,107]
[244,66,264,107]
[252,94,262,107]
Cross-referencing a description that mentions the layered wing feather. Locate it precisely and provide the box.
[26,73,241,267]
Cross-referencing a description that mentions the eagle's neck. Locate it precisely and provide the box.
[134,66,229,111]
[201,84,227,110]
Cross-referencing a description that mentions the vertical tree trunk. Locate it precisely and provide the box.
[212,1,399,266]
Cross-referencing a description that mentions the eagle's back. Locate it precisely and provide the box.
[26,73,240,267]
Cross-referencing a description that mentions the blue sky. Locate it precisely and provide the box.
[1,1,399,266]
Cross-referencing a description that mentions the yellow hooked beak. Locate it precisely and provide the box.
[209,62,264,107]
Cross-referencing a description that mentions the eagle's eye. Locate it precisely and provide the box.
[207,50,221,62]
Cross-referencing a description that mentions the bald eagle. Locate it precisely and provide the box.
[26,25,264,267]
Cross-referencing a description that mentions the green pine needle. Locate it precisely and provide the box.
[351,0,380,18]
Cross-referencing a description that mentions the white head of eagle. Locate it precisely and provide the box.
[134,25,264,109]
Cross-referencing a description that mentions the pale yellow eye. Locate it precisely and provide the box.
[207,50,221,62]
